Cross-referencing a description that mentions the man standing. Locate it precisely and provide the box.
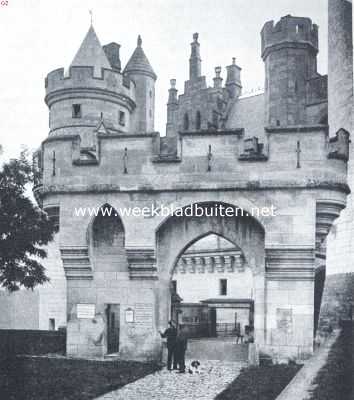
[175,325,188,373]
[159,321,177,370]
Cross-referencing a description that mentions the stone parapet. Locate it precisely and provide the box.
[261,15,318,59]
[45,67,135,106]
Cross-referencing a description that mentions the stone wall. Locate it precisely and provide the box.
[0,234,66,331]
[326,0,354,275]
[33,12,351,362]
[0,290,39,329]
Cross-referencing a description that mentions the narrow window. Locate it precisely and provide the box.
[183,113,189,131]
[212,111,219,129]
[219,279,227,296]
[276,119,281,126]
[196,111,201,130]
[49,318,55,331]
[72,104,82,118]
[296,24,304,34]
[119,111,126,126]
[171,280,177,293]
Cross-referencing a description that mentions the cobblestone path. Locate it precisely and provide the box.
[95,360,244,400]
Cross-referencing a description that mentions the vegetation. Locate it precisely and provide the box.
[215,363,301,400]
[0,151,56,291]
[0,356,159,400]
[309,323,353,400]
[319,273,354,330]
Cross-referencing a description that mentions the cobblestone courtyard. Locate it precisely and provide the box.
[95,360,244,400]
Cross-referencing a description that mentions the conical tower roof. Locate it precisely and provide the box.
[124,35,157,80]
[70,25,111,76]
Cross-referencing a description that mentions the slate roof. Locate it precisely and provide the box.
[226,93,266,141]
[124,35,157,80]
[70,25,111,76]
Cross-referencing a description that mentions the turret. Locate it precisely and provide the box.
[124,35,157,133]
[261,15,319,126]
[45,26,136,145]
[189,33,202,81]
[166,79,178,137]
[328,0,353,137]
[213,67,223,89]
[225,58,242,98]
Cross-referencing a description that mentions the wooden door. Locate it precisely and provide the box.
[107,304,120,354]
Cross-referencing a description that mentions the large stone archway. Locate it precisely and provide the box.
[155,202,266,348]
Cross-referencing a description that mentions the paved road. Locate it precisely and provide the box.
[95,360,244,400]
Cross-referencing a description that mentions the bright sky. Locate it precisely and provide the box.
[0,0,327,161]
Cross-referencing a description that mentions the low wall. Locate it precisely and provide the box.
[185,338,249,362]
[0,329,66,359]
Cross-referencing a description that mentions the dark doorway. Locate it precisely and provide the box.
[209,308,217,337]
[106,304,120,354]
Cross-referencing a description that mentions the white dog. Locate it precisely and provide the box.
[188,360,202,374]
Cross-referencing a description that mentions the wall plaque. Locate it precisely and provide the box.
[134,303,153,326]
[77,304,95,319]
[276,308,293,334]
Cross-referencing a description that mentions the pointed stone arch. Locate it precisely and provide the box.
[89,203,128,273]
[155,201,266,346]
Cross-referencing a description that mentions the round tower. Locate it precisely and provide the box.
[45,26,136,144]
[124,35,157,133]
[261,15,319,126]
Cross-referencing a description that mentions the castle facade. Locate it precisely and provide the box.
[33,10,351,361]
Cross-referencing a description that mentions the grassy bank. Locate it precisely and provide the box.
[0,356,159,400]
[215,364,301,400]
[309,323,353,400]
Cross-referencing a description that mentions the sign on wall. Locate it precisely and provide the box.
[77,304,95,319]
[134,303,154,326]
[125,308,135,323]
[276,308,293,334]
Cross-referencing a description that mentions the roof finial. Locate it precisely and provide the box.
[89,9,93,26]
[193,32,199,42]
[137,35,142,47]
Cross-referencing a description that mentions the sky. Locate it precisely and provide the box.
[0,0,327,161]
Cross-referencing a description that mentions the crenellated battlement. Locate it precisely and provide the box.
[45,66,136,107]
[261,15,318,59]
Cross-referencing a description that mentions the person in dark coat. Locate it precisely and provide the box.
[159,321,177,370]
[175,325,188,373]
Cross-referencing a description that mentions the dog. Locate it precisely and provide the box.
[188,360,201,374]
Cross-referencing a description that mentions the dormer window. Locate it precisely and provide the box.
[72,104,82,118]
[119,111,126,126]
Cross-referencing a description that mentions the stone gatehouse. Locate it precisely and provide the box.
[33,13,350,361]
